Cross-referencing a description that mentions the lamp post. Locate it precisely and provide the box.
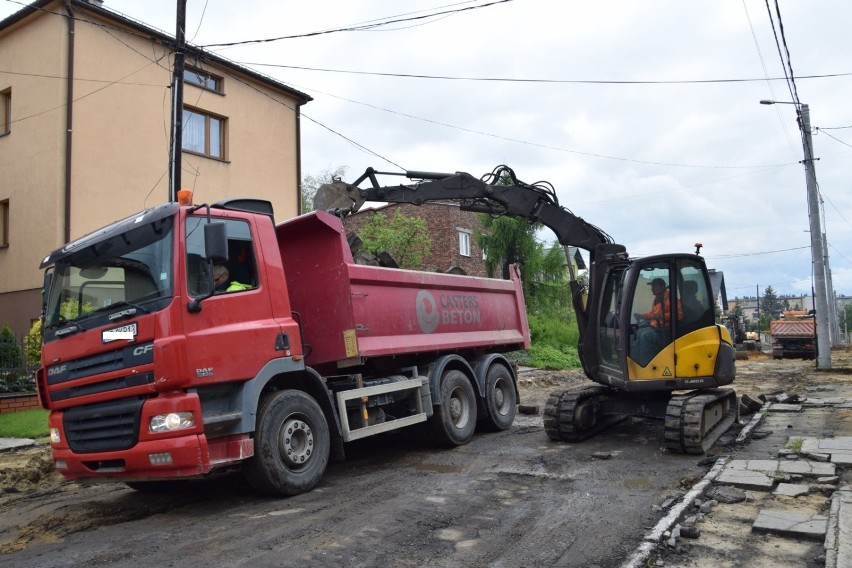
[760,100,831,368]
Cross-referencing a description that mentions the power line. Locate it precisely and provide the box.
[706,245,810,259]
[742,0,798,156]
[222,72,404,170]
[817,128,852,150]
[199,0,514,48]
[241,61,852,85]
[287,82,797,170]
[0,69,164,87]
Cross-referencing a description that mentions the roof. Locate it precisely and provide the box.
[0,0,312,105]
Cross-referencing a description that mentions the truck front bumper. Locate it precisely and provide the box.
[51,434,213,480]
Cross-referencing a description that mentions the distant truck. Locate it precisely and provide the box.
[36,197,529,496]
[770,318,816,360]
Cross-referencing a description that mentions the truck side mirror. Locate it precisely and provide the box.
[204,222,229,262]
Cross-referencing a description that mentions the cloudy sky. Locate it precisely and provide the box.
[4,0,851,301]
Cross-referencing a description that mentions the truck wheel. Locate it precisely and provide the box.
[427,369,477,447]
[244,389,330,496]
[482,363,517,431]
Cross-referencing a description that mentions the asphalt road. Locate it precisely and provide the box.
[0,376,714,568]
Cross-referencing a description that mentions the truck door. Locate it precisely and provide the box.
[183,215,280,385]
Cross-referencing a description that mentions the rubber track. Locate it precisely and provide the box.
[664,388,738,454]
[543,386,626,442]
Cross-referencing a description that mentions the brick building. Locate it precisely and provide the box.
[343,202,487,276]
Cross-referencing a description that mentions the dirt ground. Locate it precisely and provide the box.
[1,350,851,566]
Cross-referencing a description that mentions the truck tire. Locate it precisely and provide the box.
[244,389,330,496]
[427,369,477,447]
[481,363,517,431]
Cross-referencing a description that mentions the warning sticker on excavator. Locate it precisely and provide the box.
[662,367,672,377]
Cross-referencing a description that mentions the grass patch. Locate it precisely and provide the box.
[0,408,50,439]
[527,343,581,369]
[785,437,804,453]
[524,313,582,370]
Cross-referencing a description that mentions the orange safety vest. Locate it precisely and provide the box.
[643,289,683,328]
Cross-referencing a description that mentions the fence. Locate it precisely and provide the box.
[0,332,39,395]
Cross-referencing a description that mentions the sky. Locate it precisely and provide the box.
[3,0,851,301]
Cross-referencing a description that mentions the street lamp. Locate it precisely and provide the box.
[760,99,831,368]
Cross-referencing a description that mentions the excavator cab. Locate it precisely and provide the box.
[590,254,734,390]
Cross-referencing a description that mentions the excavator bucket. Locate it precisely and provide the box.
[313,181,366,213]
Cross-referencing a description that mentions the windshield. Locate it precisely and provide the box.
[45,216,174,327]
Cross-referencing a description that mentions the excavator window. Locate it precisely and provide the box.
[629,263,675,366]
[598,268,626,367]
[675,260,714,337]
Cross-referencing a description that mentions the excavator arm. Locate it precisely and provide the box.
[317,165,617,254]
[315,165,629,368]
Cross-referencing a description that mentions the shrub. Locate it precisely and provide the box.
[0,324,21,369]
[25,320,42,366]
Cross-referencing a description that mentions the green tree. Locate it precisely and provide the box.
[759,285,786,321]
[476,215,571,316]
[0,324,21,369]
[474,173,579,369]
[301,165,348,213]
[359,210,431,269]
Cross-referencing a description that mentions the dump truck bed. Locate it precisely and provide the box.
[770,320,815,339]
[275,211,530,371]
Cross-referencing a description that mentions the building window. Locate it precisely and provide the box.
[184,67,223,93]
[183,107,226,159]
[0,89,10,136]
[458,230,471,257]
[0,199,9,247]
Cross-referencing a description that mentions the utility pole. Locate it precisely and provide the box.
[761,100,832,367]
[799,105,832,368]
[168,0,187,203]
[823,231,840,345]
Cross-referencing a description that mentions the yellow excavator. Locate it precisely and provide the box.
[316,165,737,453]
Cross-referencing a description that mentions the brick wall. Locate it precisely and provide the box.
[0,393,40,413]
[344,203,488,277]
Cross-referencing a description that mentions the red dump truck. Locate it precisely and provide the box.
[770,318,816,360]
[36,197,529,495]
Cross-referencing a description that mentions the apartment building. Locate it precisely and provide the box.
[0,0,311,335]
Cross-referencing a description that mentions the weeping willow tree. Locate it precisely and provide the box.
[475,215,571,317]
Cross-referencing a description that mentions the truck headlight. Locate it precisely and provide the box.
[150,412,195,433]
[50,428,61,444]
